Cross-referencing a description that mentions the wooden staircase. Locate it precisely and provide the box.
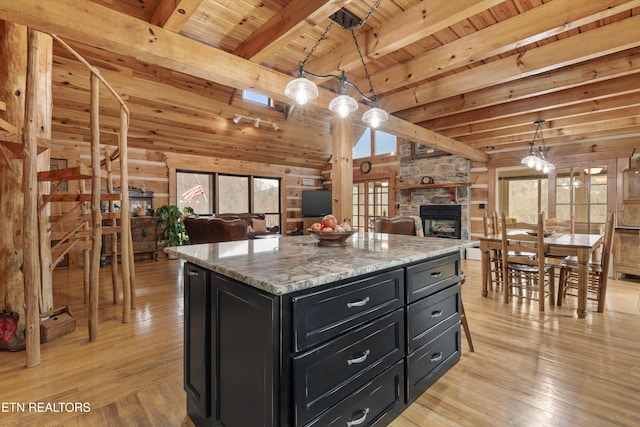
[37,157,131,308]
[15,32,136,364]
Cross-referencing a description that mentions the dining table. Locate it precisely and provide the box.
[479,231,604,318]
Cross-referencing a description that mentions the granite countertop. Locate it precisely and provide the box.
[165,232,477,295]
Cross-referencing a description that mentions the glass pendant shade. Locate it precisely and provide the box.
[329,94,358,118]
[362,107,388,128]
[521,153,537,168]
[284,77,319,105]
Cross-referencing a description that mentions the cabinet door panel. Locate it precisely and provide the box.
[214,274,278,427]
[293,309,404,425]
[304,360,405,427]
[406,323,461,404]
[407,284,460,353]
[292,269,404,351]
[406,253,460,303]
[183,263,211,419]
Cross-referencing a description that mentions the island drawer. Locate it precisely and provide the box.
[406,323,461,404]
[292,268,404,351]
[303,360,405,427]
[406,253,460,303]
[293,309,404,426]
[407,283,460,353]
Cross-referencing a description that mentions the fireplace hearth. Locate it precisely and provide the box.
[420,205,462,239]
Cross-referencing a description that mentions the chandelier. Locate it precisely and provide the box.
[521,120,554,174]
[284,1,388,128]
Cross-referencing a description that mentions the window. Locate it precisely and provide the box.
[253,177,281,227]
[177,172,214,215]
[353,128,371,159]
[176,171,281,229]
[498,169,549,223]
[242,90,272,107]
[352,180,389,231]
[374,131,396,156]
[556,166,607,234]
[218,175,249,213]
[353,129,396,159]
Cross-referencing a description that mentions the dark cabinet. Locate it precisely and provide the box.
[183,252,462,427]
[214,273,279,427]
[405,255,461,404]
[183,263,278,427]
[184,263,211,423]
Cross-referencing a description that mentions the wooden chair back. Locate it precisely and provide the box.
[500,212,544,270]
[597,212,616,298]
[545,216,575,233]
[500,212,553,311]
[482,211,499,236]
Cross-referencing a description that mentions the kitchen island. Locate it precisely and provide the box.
[166,232,477,427]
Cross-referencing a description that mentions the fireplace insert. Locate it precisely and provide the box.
[420,205,461,239]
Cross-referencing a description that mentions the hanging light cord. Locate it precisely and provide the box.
[299,21,334,69]
[351,28,377,104]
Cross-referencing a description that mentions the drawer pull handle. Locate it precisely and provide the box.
[347,349,370,365]
[346,408,370,427]
[186,270,199,277]
[430,309,443,318]
[430,271,442,278]
[141,229,148,238]
[431,352,443,362]
[346,296,370,309]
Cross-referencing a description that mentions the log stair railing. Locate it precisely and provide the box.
[27,33,135,353]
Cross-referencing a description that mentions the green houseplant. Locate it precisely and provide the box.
[156,205,194,249]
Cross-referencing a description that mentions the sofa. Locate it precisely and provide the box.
[183,217,248,244]
[216,213,279,238]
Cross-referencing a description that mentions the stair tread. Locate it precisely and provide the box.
[50,226,120,241]
[38,164,92,181]
[42,193,121,202]
[51,239,93,259]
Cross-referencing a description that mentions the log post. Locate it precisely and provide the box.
[23,28,42,367]
[35,31,53,313]
[88,73,102,341]
[331,116,353,225]
[0,20,26,347]
[104,148,120,303]
[119,106,133,322]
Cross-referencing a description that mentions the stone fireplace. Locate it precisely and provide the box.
[398,141,471,240]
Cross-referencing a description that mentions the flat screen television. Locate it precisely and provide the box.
[302,190,332,217]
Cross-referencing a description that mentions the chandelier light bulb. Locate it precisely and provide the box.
[362,107,388,128]
[526,157,536,168]
[284,77,319,106]
[329,94,358,118]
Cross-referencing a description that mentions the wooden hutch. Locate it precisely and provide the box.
[613,164,640,279]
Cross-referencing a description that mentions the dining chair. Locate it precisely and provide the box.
[483,211,503,291]
[500,212,555,311]
[545,216,575,233]
[373,216,417,236]
[459,272,474,352]
[557,212,615,312]
[544,216,576,267]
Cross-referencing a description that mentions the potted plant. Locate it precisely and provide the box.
[156,205,194,255]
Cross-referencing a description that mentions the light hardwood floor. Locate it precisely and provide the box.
[1,257,639,426]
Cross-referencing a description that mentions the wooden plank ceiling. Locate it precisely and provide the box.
[1,0,639,168]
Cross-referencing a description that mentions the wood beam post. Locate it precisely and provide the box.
[23,28,41,367]
[0,20,26,347]
[331,116,353,226]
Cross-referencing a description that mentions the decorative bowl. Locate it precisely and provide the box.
[526,230,554,237]
[307,229,357,247]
